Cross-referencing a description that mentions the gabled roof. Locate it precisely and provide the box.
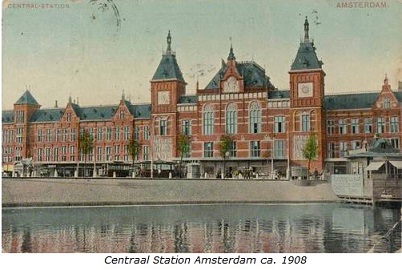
[14,90,39,106]
[2,111,14,123]
[324,92,378,110]
[205,61,273,90]
[30,108,63,122]
[179,95,197,104]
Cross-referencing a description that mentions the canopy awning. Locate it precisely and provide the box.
[365,161,385,171]
[389,160,402,169]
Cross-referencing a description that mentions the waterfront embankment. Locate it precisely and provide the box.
[2,177,340,207]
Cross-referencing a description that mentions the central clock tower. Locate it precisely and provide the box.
[289,17,326,172]
[150,31,187,161]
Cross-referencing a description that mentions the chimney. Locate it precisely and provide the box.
[54,100,58,108]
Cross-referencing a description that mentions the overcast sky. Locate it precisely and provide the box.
[2,0,402,110]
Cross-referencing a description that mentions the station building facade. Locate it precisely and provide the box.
[2,18,402,177]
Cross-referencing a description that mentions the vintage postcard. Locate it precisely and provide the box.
[1,0,401,267]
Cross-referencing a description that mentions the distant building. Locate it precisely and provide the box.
[2,18,402,177]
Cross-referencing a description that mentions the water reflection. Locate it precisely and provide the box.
[2,203,400,253]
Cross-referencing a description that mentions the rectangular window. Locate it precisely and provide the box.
[351,119,359,134]
[327,120,334,135]
[160,120,167,136]
[301,114,310,132]
[37,129,43,142]
[339,142,347,158]
[124,126,130,141]
[71,129,76,142]
[377,117,385,134]
[338,119,347,135]
[273,140,285,158]
[390,116,399,133]
[203,112,214,135]
[181,120,191,135]
[327,142,335,158]
[37,148,43,162]
[228,141,237,158]
[203,142,214,158]
[274,116,286,133]
[114,145,120,160]
[106,127,112,141]
[364,118,372,134]
[143,126,150,140]
[97,147,102,162]
[250,141,261,157]
[97,127,103,141]
[45,148,51,162]
[115,127,120,141]
[46,129,51,142]
[143,145,149,160]
[62,128,67,142]
[53,148,59,162]
[106,147,111,161]
[390,138,400,149]
[134,126,140,140]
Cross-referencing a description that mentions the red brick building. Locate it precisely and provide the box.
[2,19,402,177]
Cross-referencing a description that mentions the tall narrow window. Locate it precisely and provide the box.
[250,141,261,157]
[159,120,167,136]
[143,126,150,140]
[274,116,286,133]
[327,120,334,135]
[377,117,385,134]
[181,120,191,135]
[338,119,347,134]
[225,103,237,134]
[204,142,214,157]
[249,101,261,134]
[202,104,214,135]
[390,116,399,133]
[364,118,372,133]
[301,113,310,132]
[327,142,335,158]
[273,140,285,158]
[351,119,359,134]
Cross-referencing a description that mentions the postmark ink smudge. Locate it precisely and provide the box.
[89,0,121,34]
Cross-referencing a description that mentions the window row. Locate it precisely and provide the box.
[327,138,400,158]
[203,140,286,158]
[327,117,399,135]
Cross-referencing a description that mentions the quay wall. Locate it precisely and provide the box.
[2,177,340,207]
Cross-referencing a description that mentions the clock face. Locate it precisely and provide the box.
[158,91,170,105]
[298,82,313,98]
[223,76,239,92]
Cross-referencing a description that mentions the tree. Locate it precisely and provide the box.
[177,134,190,178]
[128,138,141,176]
[78,130,94,176]
[218,134,233,178]
[302,133,318,172]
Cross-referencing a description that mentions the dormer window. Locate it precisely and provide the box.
[120,110,124,119]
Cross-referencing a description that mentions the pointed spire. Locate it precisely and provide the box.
[384,73,389,86]
[228,44,236,61]
[121,89,125,101]
[166,30,172,54]
[304,16,309,42]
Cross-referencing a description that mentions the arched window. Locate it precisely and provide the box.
[225,103,237,134]
[202,104,214,135]
[249,101,261,133]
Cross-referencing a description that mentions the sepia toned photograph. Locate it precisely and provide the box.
[2,0,401,255]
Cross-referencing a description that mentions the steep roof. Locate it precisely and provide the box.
[2,111,14,123]
[291,18,323,71]
[151,31,185,83]
[79,105,118,121]
[324,93,378,110]
[205,61,273,90]
[130,104,152,119]
[14,90,39,106]
[30,109,63,122]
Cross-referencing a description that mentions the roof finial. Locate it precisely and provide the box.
[228,37,235,60]
[68,93,72,104]
[166,30,172,53]
[304,16,309,42]
[384,73,389,85]
[122,89,125,101]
